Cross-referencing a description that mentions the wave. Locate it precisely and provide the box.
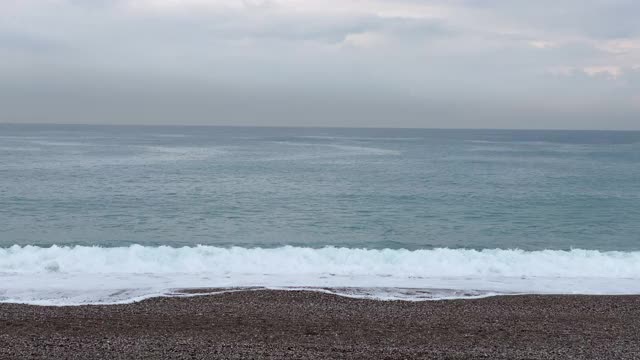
[4,245,640,277]
[2,245,640,305]
[273,141,400,156]
[296,136,422,141]
[326,144,401,155]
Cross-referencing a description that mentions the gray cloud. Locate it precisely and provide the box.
[0,0,638,129]
[459,0,640,38]
[0,30,66,55]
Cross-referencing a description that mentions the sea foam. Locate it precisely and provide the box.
[1,245,640,305]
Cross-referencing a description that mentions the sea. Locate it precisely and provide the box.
[1,124,639,305]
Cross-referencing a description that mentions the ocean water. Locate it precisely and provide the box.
[1,124,639,304]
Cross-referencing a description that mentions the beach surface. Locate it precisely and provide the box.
[1,290,639,359]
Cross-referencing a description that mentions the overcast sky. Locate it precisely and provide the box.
[1,0,639,129]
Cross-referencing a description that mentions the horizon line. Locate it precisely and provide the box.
[1,122,639,132]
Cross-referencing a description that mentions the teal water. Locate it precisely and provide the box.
[2,124,639,251]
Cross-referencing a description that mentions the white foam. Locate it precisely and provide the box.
[140,145,228,161]
[0,145,229,170]
[1,245,640,305]
[297,136,421,141]
[268,142,401,160]
[326,144,401,155]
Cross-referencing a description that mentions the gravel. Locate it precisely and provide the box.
[1,290,640,359]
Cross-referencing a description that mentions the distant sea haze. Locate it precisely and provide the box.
[1,124,639,304]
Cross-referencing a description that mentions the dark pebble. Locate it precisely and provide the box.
[1,290,639,359]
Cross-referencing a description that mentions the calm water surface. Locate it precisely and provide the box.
[1,124,639,251]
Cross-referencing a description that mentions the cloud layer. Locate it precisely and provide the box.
[1,0,639,129]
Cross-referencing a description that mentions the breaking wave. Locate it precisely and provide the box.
[2,245,640,305]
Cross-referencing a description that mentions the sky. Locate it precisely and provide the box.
[1,0,639,129]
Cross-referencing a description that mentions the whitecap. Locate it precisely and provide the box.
[1,245,640,305]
